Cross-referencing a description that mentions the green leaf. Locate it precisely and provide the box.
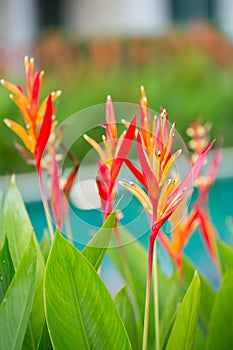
[114,286,140,350]
[22,242,45,350]
[108,227,179,349]
[44,231,132,350]
[0,238,14,304]
[0,190,4,248]
[166,272,200,350]
[183,256,215,332]
[206,269,233,350]
[3,178,33,267]
[3,179,45,349]
[217,240,233,271]
[160,281,180,350]
[82,211,115,270]
[38,322,53,350]
[194,327,205,350]
[40,229,51,263]
[161,308,178,350]
[0,238,37,350]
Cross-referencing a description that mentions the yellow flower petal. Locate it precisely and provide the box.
[119,181,152,213]
[4,119,32,152]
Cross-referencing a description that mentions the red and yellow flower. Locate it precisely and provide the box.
[1,56,61,171]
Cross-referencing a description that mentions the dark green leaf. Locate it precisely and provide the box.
[38,322,53,350]
[206,269,233,350]
[217,240,233,271]
[0,238,37,350]
[166,272,200,350]
[114,286,140,350]
[82,211,115,270]
[22,242,45,350]
[0,238,14,304]
[45,231,132,350]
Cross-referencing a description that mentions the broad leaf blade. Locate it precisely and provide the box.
[0,238,37,350]
[166,272,200,350]
[3,178,33,267]
[0,238,14,304]
[114,286,140,350]
[82,211,115,270]
[3,179,45,349]
[206,269,233,350]
[44,231,132,350]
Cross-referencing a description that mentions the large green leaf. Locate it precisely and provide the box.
[114,286,140,350]
[44,231,132,350]
[3,179,45,349]
[183,256,215,333]
[217,240,233,271]
[0,238,37,350]
[0,238,14,304]
[166,272,200,350]
[82,211,115,270]
[3,179,34,267]
[206,269,233,350]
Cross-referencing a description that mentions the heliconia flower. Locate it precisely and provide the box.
[121,88,215,243]
[186,118,222,266]
[1,56,61,171]
[126,87,178,190]
[121,132,214,239]
[84,95,136,219]
[158,178,199,281]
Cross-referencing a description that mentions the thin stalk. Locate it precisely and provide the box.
[153,240,160,350]
[38,171,54,242]
[63,197,73,242]
[142,234,154,350]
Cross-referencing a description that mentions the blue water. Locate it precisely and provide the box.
[26,178,233,287]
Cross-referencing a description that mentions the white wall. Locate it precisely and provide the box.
[63,0,170,37]
[0,0,38,51]
[216,0,233,40]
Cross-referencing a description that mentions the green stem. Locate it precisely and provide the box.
[153,240,160,350]
[38,171,54,242]
[142,235,154,350]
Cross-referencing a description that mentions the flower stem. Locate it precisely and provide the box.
[142,235,154,350]
[38,171,54,242]
[153,240,160,350]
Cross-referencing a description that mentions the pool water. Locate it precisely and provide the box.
[26,178,233,288]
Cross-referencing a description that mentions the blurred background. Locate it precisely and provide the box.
[0,0,233,174]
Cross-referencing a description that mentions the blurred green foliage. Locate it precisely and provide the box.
[0,25,233,174]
